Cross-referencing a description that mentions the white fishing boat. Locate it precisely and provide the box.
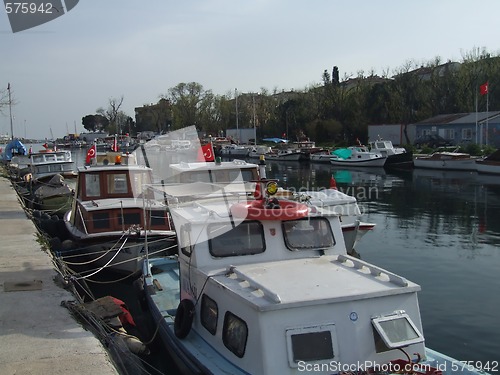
[61,162,176,274]
[167,157,372,254]
[140,179,487,375]
[266,148,305,161]
[10,146,75,179]
[219,144,250,158]
[369,139,413,168]
[330,146,387,167]
[247,145,272,159]
[413,152,478,171]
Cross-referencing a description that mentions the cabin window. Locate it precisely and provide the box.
[149,210,166,226]
[180,224,192,257]
[286,324,338,367]
[372,311,424,352]
[118,212,141,226]
[85,174,101,197]
[208,221,265,257]
[201,295,218,335]
[92,212,110,229]
[223,312,248,358]
[283,218,334,251]
[107,173,128,195]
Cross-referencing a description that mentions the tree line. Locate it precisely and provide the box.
[79,47,499,145]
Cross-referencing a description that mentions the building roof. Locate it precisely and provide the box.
[415,111,500,126]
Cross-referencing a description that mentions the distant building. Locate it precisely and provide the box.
[226,128,257,144]
[368,111,500,147]
[414,111,500,147]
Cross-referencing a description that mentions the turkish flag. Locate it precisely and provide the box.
[480,82,489,96]
[197,144,215,162]
[85,144,96,165]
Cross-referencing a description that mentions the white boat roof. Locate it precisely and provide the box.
[77,164,152,173]
[299,188,357,205]
[210,254,420,312]
[169,159,258,172]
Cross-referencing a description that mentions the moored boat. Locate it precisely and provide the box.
[369,139,413,168]
[413,152,478,171]
[309,150,334,163]
[475,149,500,174]
[266,148,305,161]
[61,162,176,275]
[140,179,488,375]
[330,146,387,167]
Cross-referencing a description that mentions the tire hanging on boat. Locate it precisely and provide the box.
[174,299,195,339]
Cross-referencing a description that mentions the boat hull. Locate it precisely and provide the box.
[413,158,477,171]
[330,157,387,167]
[475,160,500,174]
[58,235,176,275]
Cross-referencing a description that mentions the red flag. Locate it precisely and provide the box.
[197,143,215,162]
[112,136,118,152]
[480,82,489,96]
[85,144,96,165]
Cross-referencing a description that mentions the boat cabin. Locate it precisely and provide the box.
[152,182,426,374]
[168,159,259,184]
[68,164,172,237]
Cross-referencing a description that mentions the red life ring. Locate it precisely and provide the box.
[231,199,309,221]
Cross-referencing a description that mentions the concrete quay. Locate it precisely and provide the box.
[0,174,119,375]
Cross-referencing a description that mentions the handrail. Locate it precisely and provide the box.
[226,266,281,303]
[336,254,408,287]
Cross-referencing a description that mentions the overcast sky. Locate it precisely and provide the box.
[1,0,499,140]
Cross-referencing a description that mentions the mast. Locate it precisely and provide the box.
[7,83,14,140]
[253,95,257,145]
[235,88,239,144]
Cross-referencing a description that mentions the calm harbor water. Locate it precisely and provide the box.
[12,145,499,371]
[267,160,500,365]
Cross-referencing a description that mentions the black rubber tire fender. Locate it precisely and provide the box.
[174,299,195,339]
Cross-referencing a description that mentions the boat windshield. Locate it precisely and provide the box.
[208,221,265,257]
[282,218,335,250]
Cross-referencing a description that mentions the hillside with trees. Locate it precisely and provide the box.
[83,48,499,145]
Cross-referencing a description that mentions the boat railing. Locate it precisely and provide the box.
[335,254,409,287]
[226,265,282,303]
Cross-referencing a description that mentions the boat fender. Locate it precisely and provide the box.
[174,299,195,339]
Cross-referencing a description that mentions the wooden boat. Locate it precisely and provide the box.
[330,146,387,167]
[475,149,500,174]
[62,163,176,274]
[140,179,487,375]
[413,152,478,171]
